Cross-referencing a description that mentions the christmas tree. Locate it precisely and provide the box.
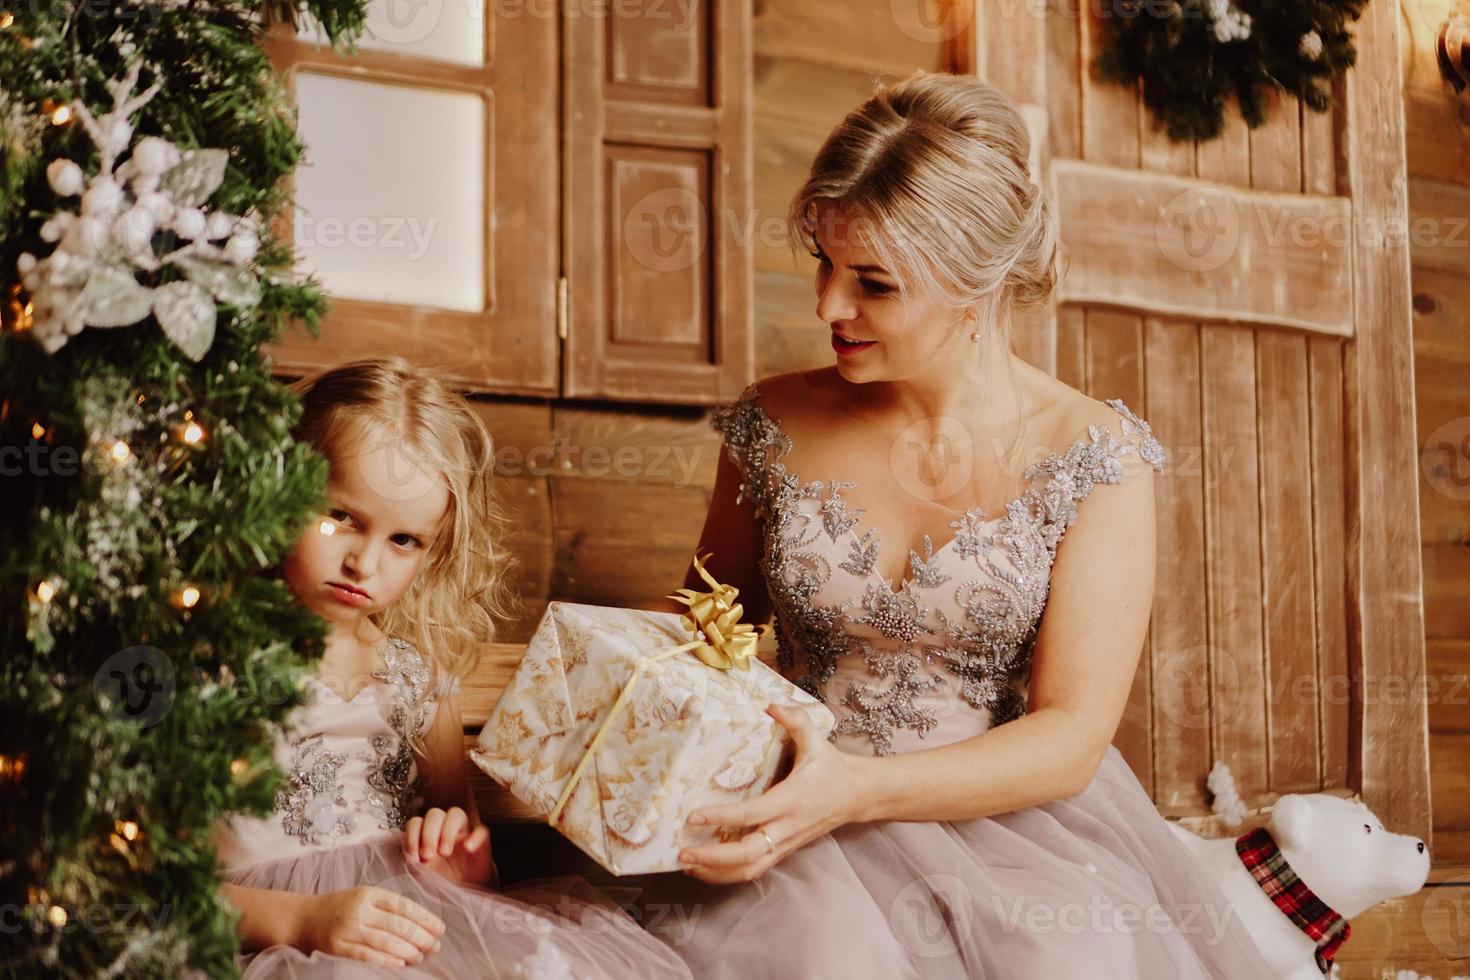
[0,3,368,975]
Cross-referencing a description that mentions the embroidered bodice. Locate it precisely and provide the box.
[712,382,1166,757]
[213,637,448,871]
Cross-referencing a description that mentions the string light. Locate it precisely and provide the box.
[318,520,336,536]
[0,754,25,780]
[230,758,248,777]
[177,585,201,609]
[108,440,131,463]
[35,580,55,603]
[116,819,139,841]
[180,411,205,445]
[47,906,67,928]
[30,422,44,439]
[0,12,13,29]
[50,104,71,126]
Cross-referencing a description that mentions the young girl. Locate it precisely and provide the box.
[213,358,692,979]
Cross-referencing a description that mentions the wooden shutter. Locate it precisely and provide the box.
[562,0,755,404]
[261,8,559,395]
[958,0,1430,838]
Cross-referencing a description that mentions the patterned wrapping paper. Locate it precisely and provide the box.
[470,601,835,876]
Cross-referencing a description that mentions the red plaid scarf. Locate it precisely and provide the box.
[1235,826,1351,973]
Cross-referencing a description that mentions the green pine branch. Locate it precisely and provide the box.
[1,2,368,976]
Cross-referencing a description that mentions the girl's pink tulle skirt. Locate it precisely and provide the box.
[221,831,693,979]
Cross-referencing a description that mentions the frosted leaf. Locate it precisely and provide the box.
[175,256,262,307]
[160,148,228,208]
[152,280,216,360]
[75,266,153,327]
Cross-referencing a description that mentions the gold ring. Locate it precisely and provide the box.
[758,826,776,855]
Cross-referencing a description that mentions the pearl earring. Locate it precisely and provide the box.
[969,330,981,343]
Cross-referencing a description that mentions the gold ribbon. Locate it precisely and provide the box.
[665,551,766,671]
[547,553,772,832]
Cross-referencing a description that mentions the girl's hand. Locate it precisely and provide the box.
[298,885,444,968]
[677,704,870,884]
[405,806,498,888]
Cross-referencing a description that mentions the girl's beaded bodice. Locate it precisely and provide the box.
[712,382,1166,757]
[213,637,444,870]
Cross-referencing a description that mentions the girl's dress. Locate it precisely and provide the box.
[642,382,1277,979]
[213,636,692,979]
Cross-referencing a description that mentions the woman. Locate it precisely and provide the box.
[643,72,1274,978]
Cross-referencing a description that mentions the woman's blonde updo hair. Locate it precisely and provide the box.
[291,357,519,688]
[790,71,1061,329]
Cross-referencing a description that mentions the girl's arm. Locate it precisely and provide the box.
[219,882,309,951]
[408,682,499,888]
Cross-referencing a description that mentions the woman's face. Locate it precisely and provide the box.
[810,203,971,384]
[283,431,449,631]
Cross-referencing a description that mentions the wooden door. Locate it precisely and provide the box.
[956,0,1431,840]
[562,0,755,404]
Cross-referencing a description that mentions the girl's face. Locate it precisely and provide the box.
[810,203,971,384]
[283,433,450,631]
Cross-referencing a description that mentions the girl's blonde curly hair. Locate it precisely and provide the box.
[290,357,518,688]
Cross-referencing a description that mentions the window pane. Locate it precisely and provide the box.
[293,72,486,314]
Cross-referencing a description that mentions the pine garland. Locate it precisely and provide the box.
[0,2,368,976]
[1094,0,1369,142]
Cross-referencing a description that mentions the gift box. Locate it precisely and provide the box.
[470,563,834,876]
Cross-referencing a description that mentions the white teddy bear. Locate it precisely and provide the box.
[1170,777,1430,980]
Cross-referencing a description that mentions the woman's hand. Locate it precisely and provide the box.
[405,806,499,889]
[677,704,871,884]
[297,885,444,968]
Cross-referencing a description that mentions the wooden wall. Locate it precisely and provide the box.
[1402,0,1470,867]
[1032,0,1355,818]
[483,0,952,644]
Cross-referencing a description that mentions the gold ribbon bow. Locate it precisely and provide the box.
[666,551,766,671]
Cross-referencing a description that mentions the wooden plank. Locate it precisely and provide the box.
[1342,0,1432,841]
[1044,0,1082,163]
[1256,330,1320,791]
[1412,267,1470,365]
[1308,337,1351,789]
[1431,732,1470,830]
[1144,318,1212,811]
[753,0,951,77]
[1247,87,1303,194]
[1404,89,1470,183]
[1051,160,1355,335]
[1079,0,1138,169]
[1054,304,1085,390]
[1428,640,1470,734]
[1300,94,1335,197]
[550,477,711,607]
[1409,176,1470,278]
[1194,88,1250,188]
[1423,543,1470,640]
[469,400,555,643]
[552,404,720,490]
[1200,325,1267,801]
[1084,310,1152,794]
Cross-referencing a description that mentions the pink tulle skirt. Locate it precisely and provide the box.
[639,746,1276,979]
[223,831,692,979]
